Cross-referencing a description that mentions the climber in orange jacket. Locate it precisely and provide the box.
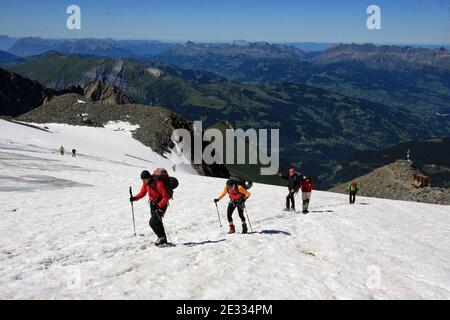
[214,179,251,234]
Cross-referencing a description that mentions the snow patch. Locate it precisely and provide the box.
[103,121,140,137]
[147,67,164,78]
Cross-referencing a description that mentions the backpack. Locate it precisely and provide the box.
[153,168,179,199]
[229,176,253,190]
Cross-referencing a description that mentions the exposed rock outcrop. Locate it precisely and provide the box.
[83,80,134,105]
[329,160,450,205]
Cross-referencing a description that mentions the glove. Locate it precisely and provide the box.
[129,196,135,203]
[214,198,220,203]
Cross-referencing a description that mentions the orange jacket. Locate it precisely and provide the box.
[218,185,251,201]
[133,181,170,208]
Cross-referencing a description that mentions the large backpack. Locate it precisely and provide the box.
[228,176,253,190]
[153,168,179,199]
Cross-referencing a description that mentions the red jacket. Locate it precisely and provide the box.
[300,180,314,193]
[133,181,170,208]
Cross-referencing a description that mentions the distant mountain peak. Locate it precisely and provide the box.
[317,42,450,70]
[231,40,250,47]
[169,40,307,59]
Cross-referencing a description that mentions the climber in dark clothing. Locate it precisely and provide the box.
[347,181,360,204]
[284,167,302,212]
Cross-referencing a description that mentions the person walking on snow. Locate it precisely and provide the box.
[130,170,170,246]
[347,181,360,204]
[300,176,314,214]
[59,145,65,156]
[284,167,302,212]
[214,179,251,234]
[72,149,76,158]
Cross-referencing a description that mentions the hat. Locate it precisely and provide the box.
[226,179,235,187]
[140,170,152,179]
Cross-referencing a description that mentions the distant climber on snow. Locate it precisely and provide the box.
[59,145,65,156]
[72,149,76,158]
[284,167,302,212]
[300,175,314,214]
[214,177,251,234]
[347,181,360,204]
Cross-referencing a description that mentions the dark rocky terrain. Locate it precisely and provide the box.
[0,68,50,117]
[1,67,132,116]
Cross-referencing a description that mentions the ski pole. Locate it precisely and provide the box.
[149,201,173,244]
[129,187,136,236]
[215,202,223,228]
[244,205,253,234]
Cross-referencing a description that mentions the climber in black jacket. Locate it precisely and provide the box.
[284,167,303,212]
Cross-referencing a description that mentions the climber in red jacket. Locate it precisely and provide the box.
[300,176,315,214]
[130,170,170,245]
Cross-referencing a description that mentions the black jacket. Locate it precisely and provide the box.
[287,174,302,191]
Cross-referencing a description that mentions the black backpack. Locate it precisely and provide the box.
[153,168,179,199]
[229,176,253,190]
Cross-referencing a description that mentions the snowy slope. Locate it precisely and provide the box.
[0,119,449,300]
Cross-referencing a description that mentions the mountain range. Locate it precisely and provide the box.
[2,40,450,189]
[153,42,450,123]
[6,37,172,58]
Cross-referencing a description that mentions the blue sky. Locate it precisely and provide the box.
[0,0,449,44]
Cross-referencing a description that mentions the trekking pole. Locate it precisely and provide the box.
[244,205,253,234]
[215,202,223,228]
[129,187,136,236]
[149,201,173,244]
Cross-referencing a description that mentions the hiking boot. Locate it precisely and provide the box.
[155,237,167,246]
[302,210,308,214]
[283,208,290,212]
[228,224,236,234]
[242,223,248,234]
[290,208,296,212]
